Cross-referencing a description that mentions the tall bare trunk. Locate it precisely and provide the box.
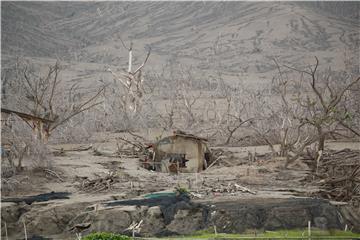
[317,126,325,152]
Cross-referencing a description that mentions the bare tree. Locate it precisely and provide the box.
[107,37,151,114]
[214,76,254,145]
[150,63,204,131]
[180,87,202,128]
[244,57,359,167]
[157,97,176,130]
[269,59,319,162]
[284,57,360,156]
[2,59,104,142]
[2,114,50,175]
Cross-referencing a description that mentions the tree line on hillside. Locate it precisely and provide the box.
[1,39,359,177]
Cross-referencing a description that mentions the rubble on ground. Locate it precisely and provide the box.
[74,171,120,193]
[308,149,360,207]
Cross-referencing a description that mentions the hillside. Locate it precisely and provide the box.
[2,1,359,86]
[1,3,360,239]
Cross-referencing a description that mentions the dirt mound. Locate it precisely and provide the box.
[69,193,209,237]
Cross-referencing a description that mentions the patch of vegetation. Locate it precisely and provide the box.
[82,229,360,239]
[82,232,131,240]
[261,229,360,238]
[170,228,360,239]
[174,186,189,195]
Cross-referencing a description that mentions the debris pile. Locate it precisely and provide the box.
[206,148,235,169]
[207,148,271,170]
[189,182,257,197]
[75,172,119,193]
[211,182,257,195]
[115,133,148,158]
[312,149,360,206]
[115,141,145,158]
[91,132,148,159]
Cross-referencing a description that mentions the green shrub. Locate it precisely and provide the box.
[82,232,131,240]
[175,186,189,195]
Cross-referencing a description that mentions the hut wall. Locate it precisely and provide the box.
[155,136,206,172]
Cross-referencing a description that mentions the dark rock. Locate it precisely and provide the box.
[207,198,344,233]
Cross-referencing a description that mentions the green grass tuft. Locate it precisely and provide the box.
[82,232,131,240]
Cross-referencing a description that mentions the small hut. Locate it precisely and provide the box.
[151,132,211,173]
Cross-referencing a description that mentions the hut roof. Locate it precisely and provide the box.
[172,132,208,142]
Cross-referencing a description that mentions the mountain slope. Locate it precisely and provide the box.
[1,2,359,84]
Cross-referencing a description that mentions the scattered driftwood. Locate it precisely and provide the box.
[44,168,64,182]
[1,191,71,205]
[310,149,360,206]
[116,136,146,157]
[52,145,92,156]
[53,145,92,152]
[206,148,237,169]
[212,183,257,195]
[125,219,143,237]
[205,156,225,171]
[117,136,144,151]
[207,148,265,170]
[75,172,119,193]
[196,182,256,196]
[210,148,225,161]
[69,222,91,233]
